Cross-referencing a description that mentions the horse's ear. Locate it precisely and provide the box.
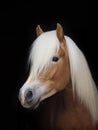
[36,25,43,36]
[56,23,64,42]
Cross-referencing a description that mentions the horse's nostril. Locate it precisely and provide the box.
[25,90,33,103]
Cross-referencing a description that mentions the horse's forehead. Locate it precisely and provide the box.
[35,31,59,44]
[32,31,60,55]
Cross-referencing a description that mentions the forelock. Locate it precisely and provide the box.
[29,30,60,79]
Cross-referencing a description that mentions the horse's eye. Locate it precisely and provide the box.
[52,57,59,62]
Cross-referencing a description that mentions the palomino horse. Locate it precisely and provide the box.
[19,23,98,130]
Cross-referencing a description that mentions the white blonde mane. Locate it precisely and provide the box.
[29,30,98,123]
[65,36,98,123]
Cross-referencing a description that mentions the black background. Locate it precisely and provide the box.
[0,1,97,130]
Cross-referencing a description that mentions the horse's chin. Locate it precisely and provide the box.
[22,99,40,110]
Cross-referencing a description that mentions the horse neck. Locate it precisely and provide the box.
[52,81,74,111]
[39,81,74,119]
[36,81,96,130]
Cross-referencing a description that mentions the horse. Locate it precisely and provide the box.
[19,23,98,130]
